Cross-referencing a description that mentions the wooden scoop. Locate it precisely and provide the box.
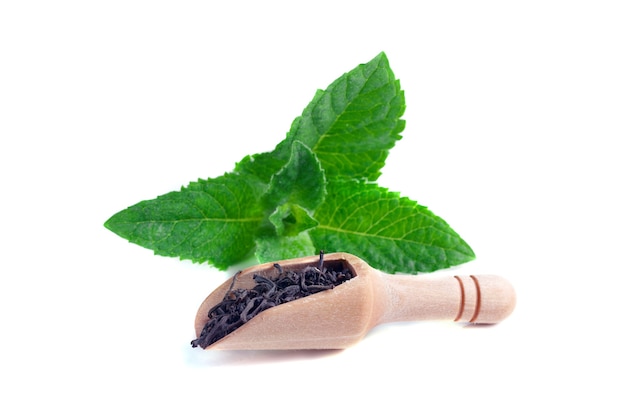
[194,252,516,350]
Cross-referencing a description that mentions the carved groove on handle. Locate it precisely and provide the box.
[469,275,482,323]
[453,275,465,321]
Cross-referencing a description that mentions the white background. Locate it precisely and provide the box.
[2,1,625,415]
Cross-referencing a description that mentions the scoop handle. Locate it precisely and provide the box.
[376,273,516,325]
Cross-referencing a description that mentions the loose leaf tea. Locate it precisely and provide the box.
[104,53,475,274]
[191,252,355,349]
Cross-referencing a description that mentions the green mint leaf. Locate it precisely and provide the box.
[234,151,284,194]
[104,173,264,269]
[269,203,319,237]
[235,52,405,186]
[275,52,405,181]
[310,180,475,273]
[263,141,326,211]
[255,232,316,263]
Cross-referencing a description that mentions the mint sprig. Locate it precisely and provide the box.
[104,53,475,274]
